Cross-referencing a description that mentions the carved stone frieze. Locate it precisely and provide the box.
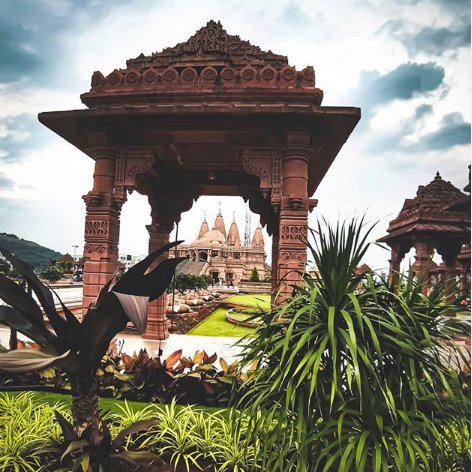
[280,225,308,241]
[84,243,118,257]
[82,191,123,211]
[85,220,110,237]
[279,250,307,268]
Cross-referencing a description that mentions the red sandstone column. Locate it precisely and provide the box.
[277,146,311,301]
[412,240,434,289]
[438,242,462,305]
[82,149,121,311]
[143,221,173,340]
[388,241,409,287]
[271,231,280,300]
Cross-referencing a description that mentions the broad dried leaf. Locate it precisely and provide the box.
[179,356,194,369]
[121,353,135,371]
[193,351,205,365]
[165,349,182,370]
[220,358,229,373]
[207,352,218,364]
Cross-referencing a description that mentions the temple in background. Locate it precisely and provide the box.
[172,209,267,286]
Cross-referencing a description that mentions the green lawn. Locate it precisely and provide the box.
[188,307,255,337]
[226,293,270,309]
[187,293,270,337]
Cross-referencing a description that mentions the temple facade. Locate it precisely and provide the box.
[172,211,266,285]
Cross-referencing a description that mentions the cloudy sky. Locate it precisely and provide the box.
[0,0,470,271]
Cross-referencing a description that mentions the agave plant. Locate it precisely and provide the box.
[236,217,470,472]
[0,242,185,441]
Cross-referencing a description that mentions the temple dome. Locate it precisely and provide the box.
[204,228,226,244]
[192,237,210,247]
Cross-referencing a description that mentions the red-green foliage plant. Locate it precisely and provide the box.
[0,348,247,408]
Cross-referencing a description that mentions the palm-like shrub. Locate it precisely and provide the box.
[0,242,185,440]
[237,218,470,472]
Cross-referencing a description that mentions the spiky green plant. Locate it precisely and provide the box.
[236,217,470,472]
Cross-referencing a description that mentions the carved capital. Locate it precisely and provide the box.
[83,191,123,211]
[279,145,317,161]
[146,222,174,237]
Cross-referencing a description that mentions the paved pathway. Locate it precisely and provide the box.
[0,328,247,365]
[116,333,246,364]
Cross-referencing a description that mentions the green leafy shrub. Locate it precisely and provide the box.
[39,266,64,283]
[0,349,246,408]
[172,273,213,294]
[236,217,471,472]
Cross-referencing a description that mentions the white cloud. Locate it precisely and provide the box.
[1,0,469,272]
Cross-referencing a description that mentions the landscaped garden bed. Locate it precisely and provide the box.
[0,221,470,471]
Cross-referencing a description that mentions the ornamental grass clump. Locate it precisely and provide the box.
[0,392,69,472]
[236,217,470,472]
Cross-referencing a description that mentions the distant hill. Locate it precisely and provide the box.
[0,233,63,269]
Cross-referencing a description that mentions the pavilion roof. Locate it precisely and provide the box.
[81,20,322,107]
[378,172,470,243]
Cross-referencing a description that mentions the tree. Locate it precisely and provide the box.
[57,254,74,273]
[40,265,64,283]
[172,273,213,294]
[249,267,260,282]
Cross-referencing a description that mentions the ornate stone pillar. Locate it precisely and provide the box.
[143,220,174,340]
[271,231,280,298]
[437,240,462,305]
[277,145,312,300]
[412,240,434,287]
[82,147,121,311]
[387,241,409,287]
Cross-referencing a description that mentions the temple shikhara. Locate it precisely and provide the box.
[173,209,266,285]
[39,21,360,339]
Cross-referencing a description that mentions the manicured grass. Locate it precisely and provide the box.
[226,293,270,309]
[188,307,255,337]
[187,293,270,337]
